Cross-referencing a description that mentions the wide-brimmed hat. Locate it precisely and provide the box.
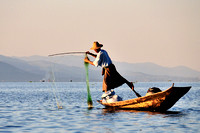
[90,41,103,50]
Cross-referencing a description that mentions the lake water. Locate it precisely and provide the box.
[0,82,199,133]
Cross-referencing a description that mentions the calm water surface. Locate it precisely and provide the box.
[0,82,199,133]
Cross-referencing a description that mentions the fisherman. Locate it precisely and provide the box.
[84,41,141,97]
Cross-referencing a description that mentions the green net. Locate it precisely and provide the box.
[84,54,93,108]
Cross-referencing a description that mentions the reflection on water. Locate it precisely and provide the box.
[101,108,181,116]
[0,82,199,132]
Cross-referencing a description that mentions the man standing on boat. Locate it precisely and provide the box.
[84,41,141,97]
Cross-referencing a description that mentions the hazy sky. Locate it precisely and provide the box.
[0,0,200,71]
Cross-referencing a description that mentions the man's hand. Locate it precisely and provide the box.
[84,56,90,63]
[84,56,95,66]
[85,51,90,55]
[85,51,97,58]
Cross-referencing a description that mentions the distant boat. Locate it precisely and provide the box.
[98,84,191,112]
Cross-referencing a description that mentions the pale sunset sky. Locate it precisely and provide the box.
[0,0,200,71]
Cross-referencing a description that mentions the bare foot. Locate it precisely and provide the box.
[130,82,134,91]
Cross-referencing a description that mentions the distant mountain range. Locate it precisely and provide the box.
[0,55,199,82]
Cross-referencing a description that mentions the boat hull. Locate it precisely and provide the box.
[98,86,191,112]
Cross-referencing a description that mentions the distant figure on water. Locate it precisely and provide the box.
[84,41,141,98]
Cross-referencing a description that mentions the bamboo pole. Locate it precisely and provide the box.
[48,52,85,57]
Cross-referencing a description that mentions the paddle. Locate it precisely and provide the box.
[84,54,93,109]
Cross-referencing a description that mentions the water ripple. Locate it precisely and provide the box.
[0,82,199,133]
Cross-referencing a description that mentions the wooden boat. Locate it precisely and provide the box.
[98,85,191,112]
